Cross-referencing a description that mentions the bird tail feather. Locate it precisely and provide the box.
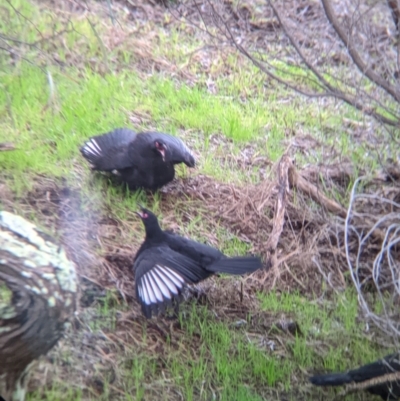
[309,373,353,387]
[310,354,400,388]
[80,128,136,169]
[206,257,262,275]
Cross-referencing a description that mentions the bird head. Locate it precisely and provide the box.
[153,136,195,168]
[135,205,153,220]
[154,140,167,161]
[135,205,162,236]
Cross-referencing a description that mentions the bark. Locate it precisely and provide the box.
[0,211,78,401]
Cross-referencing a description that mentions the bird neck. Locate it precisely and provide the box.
[145,222,164,242]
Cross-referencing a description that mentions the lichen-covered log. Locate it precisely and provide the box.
[0,211,78,401]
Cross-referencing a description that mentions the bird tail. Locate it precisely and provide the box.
[309,372,353,387]
[310,354,400,388]
[80,128,136,170]
[206,256,262,275]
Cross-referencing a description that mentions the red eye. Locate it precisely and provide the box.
[143,213,148,218]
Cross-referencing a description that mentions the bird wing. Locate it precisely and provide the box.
[134,246,207,318]
[144,132,195,167]
[165,231,224,266]
[80,128,137,171]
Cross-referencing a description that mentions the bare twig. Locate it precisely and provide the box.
[338,370,400,397]
[345,177,400,337]
[86,17,110,73]
[267,0,400,126]
[187,0,400,127]
[266,154,291,253]
[321,0,400,103]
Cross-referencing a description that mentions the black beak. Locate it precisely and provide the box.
[185,154,196,168]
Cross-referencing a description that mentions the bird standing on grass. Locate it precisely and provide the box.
[80,128,195,191]
[309,352,400,400]
[132,207,263,318]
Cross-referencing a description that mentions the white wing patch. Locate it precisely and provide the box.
[138,264,185,306]
[83,139,102,156]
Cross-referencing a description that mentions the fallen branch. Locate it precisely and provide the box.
[266,154,291,253]
[262,154,291,285]
[335,370,400,400]
[0,143,15,151]
[288,161,347,218]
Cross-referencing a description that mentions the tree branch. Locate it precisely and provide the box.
[202,0,400,127]
[321,0,400,104]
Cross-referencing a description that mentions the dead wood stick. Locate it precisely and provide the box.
[266,154,290,252]
[335,370,400,400]
[291,165,386,242]
[0,143,15,151]
[288,163,347,218]
[263,155,291,280]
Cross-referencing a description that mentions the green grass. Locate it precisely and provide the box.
[170,305,289,401]
[1,61,381,197]
[258,289,387,375]
[25,288,391,401]
[1,1,396,401]
[0,0,387,190]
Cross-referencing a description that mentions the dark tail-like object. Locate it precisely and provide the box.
[206,256,263,275]
[309,372,353,386]
[309,353,400,401]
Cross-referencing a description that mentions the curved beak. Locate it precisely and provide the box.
[185,153,196,168]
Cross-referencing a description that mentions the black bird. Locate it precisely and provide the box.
[80,128,195,191]
[133,207,263,318]
[309,353,400,400]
